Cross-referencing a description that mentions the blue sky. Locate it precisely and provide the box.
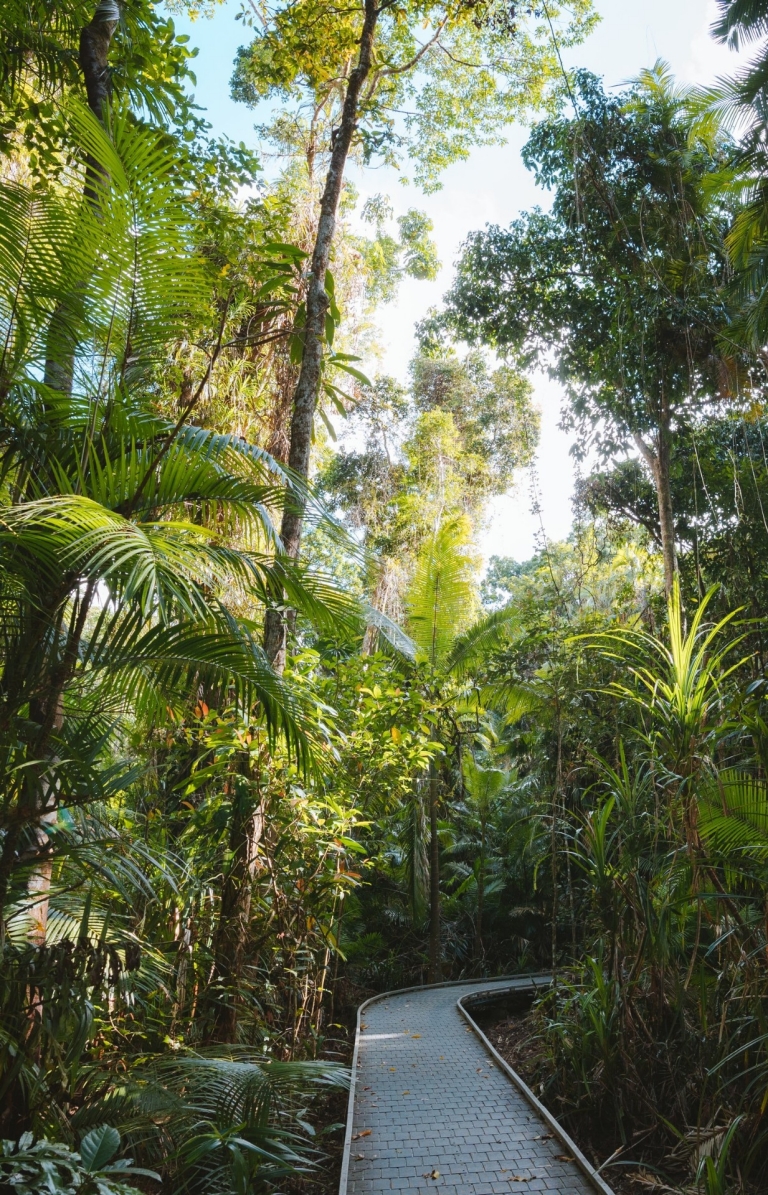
[170,0,744,562]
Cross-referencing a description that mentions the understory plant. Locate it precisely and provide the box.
[509,583,768,1189]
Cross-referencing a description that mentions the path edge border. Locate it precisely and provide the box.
[458,987,615,1195]
[337,974,614,1195]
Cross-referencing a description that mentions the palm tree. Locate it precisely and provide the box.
[0,100,359,1131]
[693,0,768,341]
[403,515,477,980]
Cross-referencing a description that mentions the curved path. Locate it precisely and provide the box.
[339,976,613,1195]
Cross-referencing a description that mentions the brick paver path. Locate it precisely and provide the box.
[343,977,600,1195]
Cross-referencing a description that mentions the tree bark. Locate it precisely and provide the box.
[634,396,676,596]
[1,3,118,954]
[428,766,441,983]
[44,1,119,395]
[0,581,93,933]
[475,811,485,962]
[207,773,265,1043]
[79,1,120,123]
[263,0,380,671]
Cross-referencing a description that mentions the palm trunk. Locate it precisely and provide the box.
[19,4,118,951]
[44,1,120,395]
[263,0,380,671]
[0,582,94,934]
[428,766,441,983]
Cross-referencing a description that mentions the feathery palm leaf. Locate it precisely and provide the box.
[446,603,520,678]
[406,515,478,668]
[699,768,768,864]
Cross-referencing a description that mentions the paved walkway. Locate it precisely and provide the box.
[341,978,603,1195]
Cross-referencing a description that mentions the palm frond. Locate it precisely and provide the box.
[406,515,478,667]
[699,769,768,863]
[447,604,520,678]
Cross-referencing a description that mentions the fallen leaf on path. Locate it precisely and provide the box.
[421,1170,440,1180]
[402,1090,410,1095]
[555,1154,574,1162]
[412,1033,421,1037]
[352,1130,372,1140]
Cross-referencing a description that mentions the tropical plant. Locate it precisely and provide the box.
[589,580,747,862]
[696,0,768,344]
[0,1125,158,1195]
[0,95,361,1143]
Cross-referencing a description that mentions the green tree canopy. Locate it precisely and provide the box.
[444,64,744,593]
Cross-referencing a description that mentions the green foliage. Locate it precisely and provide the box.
[445,65,739,458]
[358,200,440,305]
[231,0,597,192]
[0,75,363,1171]
[694,1,768,344]
[9,2,768,1190]
[590,579,746,782]
[0,0,200,166]
[0,1128,159,1194]
[406,516,478,666]
[115,1051,347,1193]
[410,353,538,494]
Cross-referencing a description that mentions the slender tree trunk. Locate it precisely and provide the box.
[207,780,265,1043]
[263,0,380,671]
[551,776,558,978]
[79,1,120,122]
[428,766,441,983]
[550,697,564,985]
[475,812,485,963]
[634,396,676,596]
[44,1,120,395]
[14,6,118,948]
[0,582,94,933]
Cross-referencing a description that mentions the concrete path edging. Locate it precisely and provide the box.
[338,974,615,1195]
[457,987,614,1195]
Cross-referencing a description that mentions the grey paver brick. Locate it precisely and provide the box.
[343,979,604,1195]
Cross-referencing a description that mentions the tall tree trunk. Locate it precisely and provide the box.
[550,695,564,988]
[0,581,94,933]
[0,2,118,1017]
[26,693,64,950]
[207,776,265,1043]
[634,396,676,596]
[475,811,485,962]
[428,766,441,983]
[79,1,120,123]
[263,0,380,671]
[44,1,120,395]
